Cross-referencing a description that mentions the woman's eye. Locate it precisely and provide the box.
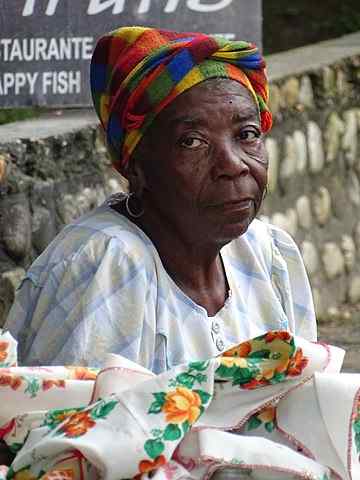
[180,137,204,149]
[238,129,261,142]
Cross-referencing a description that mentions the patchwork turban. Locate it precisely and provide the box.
[90,26,272,176]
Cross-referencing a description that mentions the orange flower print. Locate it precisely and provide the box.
[257,406,276,423]
[10,376,22,390]
[163,387,201,424]
[138,455,166,475]
[67,367,97,381]
[60,411,96,438]
[43,379,66,391]
[223,341,251,358]
[13,469,37,480]
[41,469,75,480]
[0,374,12,386]
[219,357,248,369]
[0,341,8,362]
[242,378,268,390]
[265,331,291,343]
[287,348,309,376]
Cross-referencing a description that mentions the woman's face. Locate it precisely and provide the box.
[136,79,268,247]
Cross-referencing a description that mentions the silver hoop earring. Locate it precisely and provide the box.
[262,186,268,202]
[125,192,144,218]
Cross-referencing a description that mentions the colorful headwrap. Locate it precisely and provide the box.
[90,26,272,175]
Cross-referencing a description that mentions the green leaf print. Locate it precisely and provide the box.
[269,372,286,384]
[175,372,195,389]
[289,337,296,356]
[148,392,166,414]
[6,466,15,480]
[194,389,211,405]
[144,438,165,459]
[246,415,262,431]
[91,399,118,419]
[265,421,275,433]
[248,350,270,359]
[353,420,360,434]
[153,392,166,404]
[148,401,164,414]
[24,377,40,398]
[8,442,23,453]
[232,367,254,385]
[216,364,237,378]
[355,432,360,453]
[150,428,163,438]
[189,361,209,371]
[163,423,182,441]
[195,373,207,384]
[182,421,190,434]
[43,407,83,429]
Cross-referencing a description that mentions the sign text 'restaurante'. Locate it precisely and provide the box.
[0,0,262,107]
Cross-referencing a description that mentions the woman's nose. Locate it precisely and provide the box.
[212,142,250,179]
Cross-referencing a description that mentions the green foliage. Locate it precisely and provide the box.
[182,421,190,434]
[24,377,40,398]
[248,350,270,359]
[246,416,262,431]
[91,399,118,419]
[193,389,211,405]
[163,424,182,441]
[0,107,43,125]
[144,438,165,459]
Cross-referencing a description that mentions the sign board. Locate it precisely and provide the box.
[0,0,262,108]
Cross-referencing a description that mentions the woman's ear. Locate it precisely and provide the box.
[127,157,148,198]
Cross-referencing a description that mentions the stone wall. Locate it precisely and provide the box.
[0,112,126,324]
[262,55,360,324]
[0,33,360,332]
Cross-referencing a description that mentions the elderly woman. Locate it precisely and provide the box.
[4,27,316,371]
[2,26,359,480]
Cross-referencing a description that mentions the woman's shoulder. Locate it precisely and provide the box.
[27,201,155,283]
[226,218,301,274]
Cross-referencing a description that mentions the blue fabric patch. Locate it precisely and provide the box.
[91,64,108,92]
[107,114,123,144]
[167,49,195,83]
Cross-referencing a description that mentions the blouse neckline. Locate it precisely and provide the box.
[103,201,234,319]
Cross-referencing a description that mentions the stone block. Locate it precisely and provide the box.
[0,154,8,183]
[265,138,279,193]
[0,194,32,261]
[313,187,332,226]
[32,206,57,254]
[342,110,358,167]
[299,76,315,108]
[341,235,356,272]
[268,84,281,116]
[307,122,325,174]
[348,275,360,304]
[325,112,344,163]
[296,196,312,230]
[348,174,360,207]
[293,130,307,174]
[280,135,296,181]
[322,67,336,96]
[0,268,25,327]
[322,242,345,279]
[281,77,300,108]
[301,241,319,277]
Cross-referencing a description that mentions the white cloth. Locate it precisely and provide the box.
[1,330,359,480]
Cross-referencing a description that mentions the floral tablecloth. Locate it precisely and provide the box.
[0,329,359,480]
